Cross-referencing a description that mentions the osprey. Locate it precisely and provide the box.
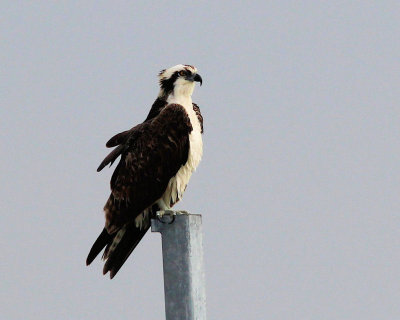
[86,65,204,278]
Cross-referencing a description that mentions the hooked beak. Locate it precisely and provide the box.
[187,73,203,86]
[193,73,203,86]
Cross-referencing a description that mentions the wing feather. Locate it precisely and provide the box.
[97,145,124,172]
[97,123,146,172]
[106,130,130,148]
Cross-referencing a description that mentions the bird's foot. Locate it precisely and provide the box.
[156,210,189,224]
[156,210,176,224]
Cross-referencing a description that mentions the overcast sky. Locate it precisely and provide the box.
[1,1,400,319]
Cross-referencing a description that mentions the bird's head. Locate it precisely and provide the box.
[158,64,202,99]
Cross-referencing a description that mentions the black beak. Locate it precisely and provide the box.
[193,73,203,86]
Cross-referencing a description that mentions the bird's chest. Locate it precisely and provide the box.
[167,96,203,169]
[159,98,203,209]
[186,108,203,170]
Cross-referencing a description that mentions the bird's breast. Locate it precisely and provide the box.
[158,98,203,209]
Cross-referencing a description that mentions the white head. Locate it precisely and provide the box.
[158,64,202,99]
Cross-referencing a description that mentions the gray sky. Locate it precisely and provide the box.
[1,1,399,319]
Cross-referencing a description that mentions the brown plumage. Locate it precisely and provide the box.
[104,104,192,233]
[86,64,204,279]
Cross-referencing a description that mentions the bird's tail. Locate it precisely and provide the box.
[86,228,113,266]
[86,222,150,279]
[104,222,150,278]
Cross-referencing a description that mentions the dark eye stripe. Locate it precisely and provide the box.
[159,71,180,94]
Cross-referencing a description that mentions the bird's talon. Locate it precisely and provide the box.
[168,215,175,224]
[156,210,176,224]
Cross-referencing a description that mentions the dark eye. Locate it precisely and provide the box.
[179,70,186,76]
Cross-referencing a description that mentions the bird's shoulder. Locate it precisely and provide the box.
[97,103,193,172]
[149,103,193,133]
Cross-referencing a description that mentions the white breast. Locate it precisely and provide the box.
[158,95,203,209]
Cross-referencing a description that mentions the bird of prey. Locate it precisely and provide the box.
[86,64,204,278]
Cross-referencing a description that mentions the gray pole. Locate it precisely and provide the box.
[151,211,207,320]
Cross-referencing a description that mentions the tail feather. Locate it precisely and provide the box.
[86,228,113,266]
[86,223,150,279]
[103,223,150,279]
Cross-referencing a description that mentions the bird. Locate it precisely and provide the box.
[86,64,204,279]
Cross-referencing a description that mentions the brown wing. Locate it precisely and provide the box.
[105,130,130,148]
[103,104,192,233]
[97,100,196,172]
[97,124,143,172]
[145,97,168,121]
[97,98,169,172]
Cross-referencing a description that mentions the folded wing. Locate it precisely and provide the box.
[87,104,193,278]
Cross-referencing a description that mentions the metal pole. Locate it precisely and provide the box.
[151,211,207,320]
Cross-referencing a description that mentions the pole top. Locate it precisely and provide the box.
[151,210,202,233]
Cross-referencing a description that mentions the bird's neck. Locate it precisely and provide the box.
[158,82,195,107]
[167,84,194,107]
[166,92,192,108]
